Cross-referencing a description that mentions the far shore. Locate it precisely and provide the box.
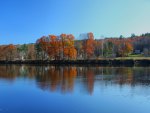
[0,58,150,66]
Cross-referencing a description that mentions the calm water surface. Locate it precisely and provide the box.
[0,65,150,113]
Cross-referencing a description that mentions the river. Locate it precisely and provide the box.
[0,65,150,113]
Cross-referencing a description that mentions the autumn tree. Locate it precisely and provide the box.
[36,36,49,60]
[3,44,17,60]
[27,44,36,60]
[62,34,77,60]
[0,46,6,60]
[124,42,133,56]
[82,32,95,59]
[115,39,133,57]
[36,34,77,60]
[47,35,60,60]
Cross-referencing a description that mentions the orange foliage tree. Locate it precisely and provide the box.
[114,39,133,57]
[47,35,61,60]
[3,44,16,60]
[62,34,77,60]
[123,41,133,56]
[82,32,95,59]
[37,34,77,60]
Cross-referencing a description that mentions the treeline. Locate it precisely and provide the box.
[0,32,150,60]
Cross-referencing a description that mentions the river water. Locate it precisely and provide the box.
[0,65,150,113]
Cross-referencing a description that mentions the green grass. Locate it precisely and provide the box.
[128,54,143,57]
[115,54,146,60]
[114,57,150,60]
[97,54,150,60]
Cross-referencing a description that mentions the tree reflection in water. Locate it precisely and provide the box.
[0,65,150,94]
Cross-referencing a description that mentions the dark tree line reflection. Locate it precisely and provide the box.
[0,65,150,94]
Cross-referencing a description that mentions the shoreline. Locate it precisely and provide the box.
[0,59,150,66]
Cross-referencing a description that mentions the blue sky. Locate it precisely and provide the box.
[0,0,150,44]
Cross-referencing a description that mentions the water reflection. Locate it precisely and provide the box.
[0,65,150,95]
